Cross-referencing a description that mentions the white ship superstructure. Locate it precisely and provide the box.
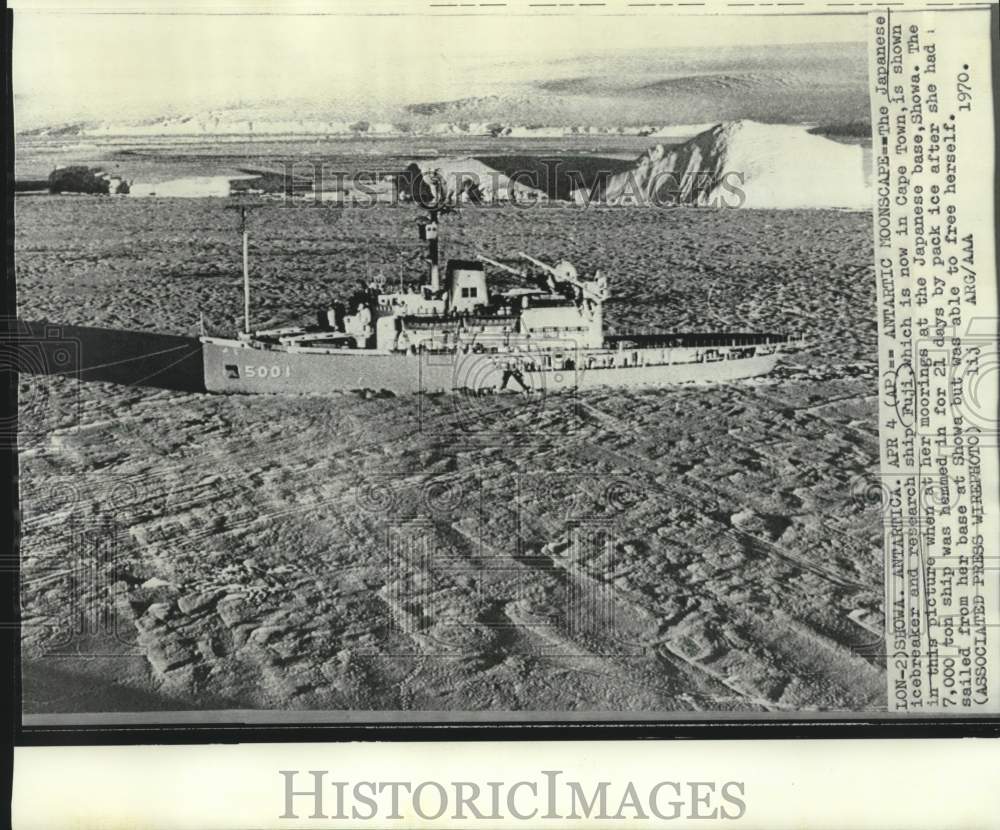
[201,207,796,394]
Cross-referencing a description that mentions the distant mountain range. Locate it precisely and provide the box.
[16,42,869,138]
[17,118,719,140]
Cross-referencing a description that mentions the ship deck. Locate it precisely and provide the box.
[208,329,797,354]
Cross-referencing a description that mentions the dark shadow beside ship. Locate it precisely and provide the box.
[16,320,205,393]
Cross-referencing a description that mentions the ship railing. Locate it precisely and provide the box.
[277,330,356,345]
[604,332,794,349]
[255,326,308,337]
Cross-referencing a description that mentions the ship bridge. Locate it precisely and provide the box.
[445,259,488,313]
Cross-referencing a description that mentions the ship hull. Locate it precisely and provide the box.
[202,337,784,395]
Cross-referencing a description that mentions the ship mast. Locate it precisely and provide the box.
[417,207,445,295]
[426,208,440,293]
[227,204,256,335]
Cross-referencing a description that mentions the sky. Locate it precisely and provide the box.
[12,9,867,127]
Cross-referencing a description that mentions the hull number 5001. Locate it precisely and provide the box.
[245,364,291,379]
